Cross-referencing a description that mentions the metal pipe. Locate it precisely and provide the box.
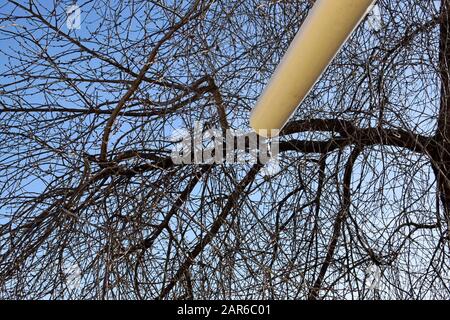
[250,0,376,137]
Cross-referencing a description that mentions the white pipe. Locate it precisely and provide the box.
[250,0,376,137]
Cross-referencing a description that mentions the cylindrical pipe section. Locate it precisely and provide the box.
[250,0,375,137]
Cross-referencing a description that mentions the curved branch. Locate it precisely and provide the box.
[281,118,433,154]
[100,0,204,161]
[308,147,361,300]
[157,163,262,299]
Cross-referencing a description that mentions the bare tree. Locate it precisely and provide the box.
[0,0,449,299]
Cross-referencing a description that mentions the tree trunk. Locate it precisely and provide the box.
[436,0,450,238]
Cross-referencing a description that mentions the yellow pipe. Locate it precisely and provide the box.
[250,0,375,137]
